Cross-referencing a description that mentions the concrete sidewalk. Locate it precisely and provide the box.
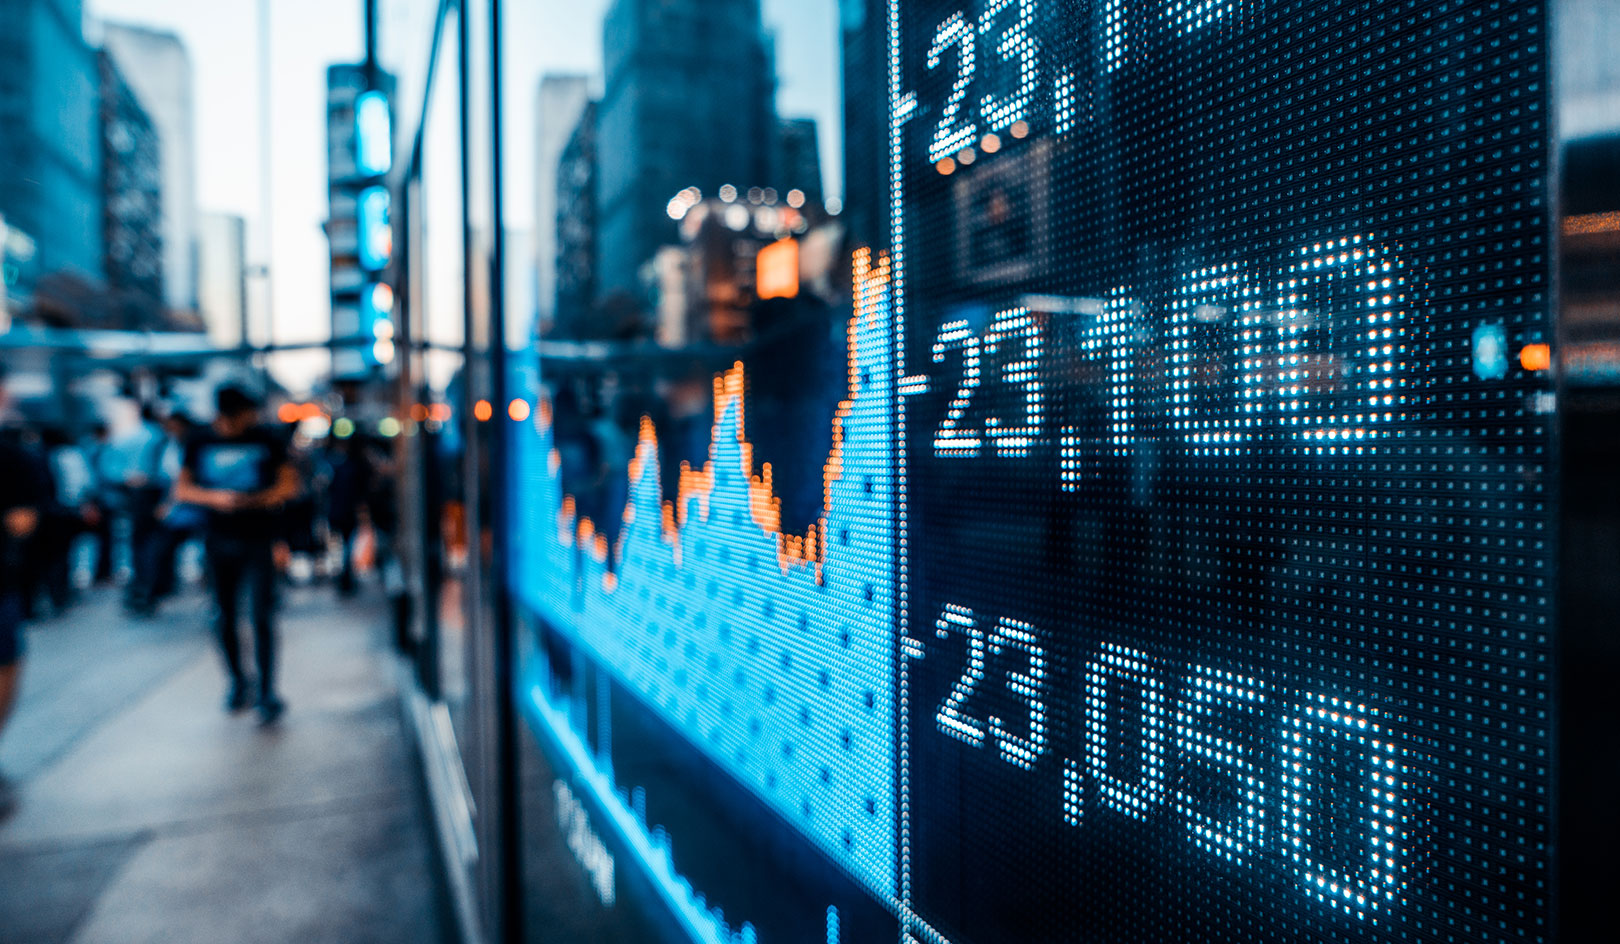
[0,586,449,944]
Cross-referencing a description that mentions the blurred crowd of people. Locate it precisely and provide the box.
[0,366,400,809]
[0,386,397,621]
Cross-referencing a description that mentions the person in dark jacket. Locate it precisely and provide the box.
[174,385,300,725]
[121,407,171,614]
[83,423,114,585]
[0,373,47,816]
[10,424,60,620]
[324,434,374,596]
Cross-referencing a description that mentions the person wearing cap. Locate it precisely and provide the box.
[174,385,300,724]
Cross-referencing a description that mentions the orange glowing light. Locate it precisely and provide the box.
[508,398,531,422]
[1520,343,1551,372]
[1564,211,1620,236]
[410,403,429,422]
[546,248,893,587]
[428,403,452,423]
[756,238,800,300]
[1010,120,1029,139]
[981,133,1001,154]
[935,157,956,176]
[277,403,300,424]
[474,399,493,422]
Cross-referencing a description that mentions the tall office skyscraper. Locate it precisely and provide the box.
[99,50,165,329]
[0,0,104,304]
[596,0,776,301]
[102,22,198,312]
[534,75,594,336]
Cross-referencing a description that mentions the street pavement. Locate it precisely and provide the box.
[0,584,449,944]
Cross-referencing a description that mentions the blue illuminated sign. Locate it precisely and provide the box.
[355,90,392,177]
[357,186,391,272]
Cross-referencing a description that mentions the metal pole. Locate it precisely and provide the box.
[364,0,378,80]
[257,0,274,379]
[486,1,523,939]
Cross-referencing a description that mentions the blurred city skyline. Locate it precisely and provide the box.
[89,0,361,392]
[81,0,840,394]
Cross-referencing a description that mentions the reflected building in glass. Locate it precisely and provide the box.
[534,74,594,339]
[594,0,776,308]
[553,100,599,340]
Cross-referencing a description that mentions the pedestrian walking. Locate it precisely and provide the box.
[174,385,300,725]
[0,372,46,817]
[29,428,83,615]
[9,425,59,621]
[325,433,374,596]
[83,423,114,585]
[120,407,170,614]
[127,412,201,615]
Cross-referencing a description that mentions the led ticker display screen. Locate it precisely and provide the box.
[508,1,1555,942]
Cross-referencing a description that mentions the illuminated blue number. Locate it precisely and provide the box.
[1084,643,1168,818]
[1173,666,1266,864]
[986,618,1048,769]
[983,308,1044,457]
[1078,287,1139,455]
[1274,235,1409,453]
[1279,694,1410,918]
[977,0,1037,132]
[935,605,987,746]
[928,12,978,162]
[932,320,983,456]
[1166,264,1265,454]
[934,609,1048,771]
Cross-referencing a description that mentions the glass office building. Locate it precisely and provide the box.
[378,1,1620,942]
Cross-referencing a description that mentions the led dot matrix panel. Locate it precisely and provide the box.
[894,0,1551,942]
[509,1,1556,943]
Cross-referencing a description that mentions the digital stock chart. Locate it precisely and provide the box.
[508,1,1557,942]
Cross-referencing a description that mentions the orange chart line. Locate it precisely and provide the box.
[542,249,892,591]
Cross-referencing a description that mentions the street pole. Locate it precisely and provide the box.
[257,0,274,383]
[364,0,378,81]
